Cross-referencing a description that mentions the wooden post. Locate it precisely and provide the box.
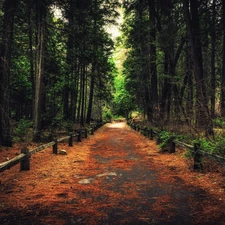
[142,128,145,136]
[91,128,94,135]
[193,143,203,171]
[20,147,30,171]
[149,129,153,140]
[137,125,140,132]
[145,128,149,137]
[53,139,58,154]
[156,134,161,144]
[169,137,175,153]
[77,131,82,142]
[84,129,88,138]
[68,135,73,147]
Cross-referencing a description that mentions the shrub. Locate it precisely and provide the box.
[197,138,215,153]
[196,138,225,156]
[14,118,32,143]
[103,109,113,122]
[214,117,225,128]
[158,131,173,150]
[214,138,225,156]
[62,120,74,132]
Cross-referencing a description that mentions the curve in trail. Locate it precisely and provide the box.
[0,122,224,225]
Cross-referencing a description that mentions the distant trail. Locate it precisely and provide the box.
[0,122,224,225]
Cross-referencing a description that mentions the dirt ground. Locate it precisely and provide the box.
[0,122,225,225]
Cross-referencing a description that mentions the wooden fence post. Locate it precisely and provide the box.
[156,134,161,145]
[53,139,58,154]
[143,127,147,136]
[91,128,94,135]
[149,129,153,140]
[193,143,203,171]
[20,147,30,171]
[84,129,88,138]
[68,135,73,147]
[77,130,82,142]
[169,137,175,153]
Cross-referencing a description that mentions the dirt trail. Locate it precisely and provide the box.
[0,122,225,225]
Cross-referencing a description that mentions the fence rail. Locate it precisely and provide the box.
[173,140,193,150]
[0,153,26,173]
[127,120,225,171]
[0,122,103,173]
[30,141,56,155]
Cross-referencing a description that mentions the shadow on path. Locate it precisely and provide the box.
[0,122,224,225]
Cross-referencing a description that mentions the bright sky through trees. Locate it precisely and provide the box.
[105,6,123,40]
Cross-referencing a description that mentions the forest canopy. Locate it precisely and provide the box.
[0,0,225,147]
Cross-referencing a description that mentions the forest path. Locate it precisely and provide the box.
[0,122,225,225]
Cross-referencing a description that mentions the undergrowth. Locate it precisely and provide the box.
[198,137,225,156]
[132,117,225,157]
[13,118,32,143]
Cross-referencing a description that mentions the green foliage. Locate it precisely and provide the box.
[197,138,215,153]
[61,120,74,133]
[14,118,32,143]
[113,115,125,120]
[184,149,193,160]
[213,117,225,128]
[158,131,173,150]
[158,130,189,152]
[113,73,136,118]
[214,138,225,155]
[103,108,113,122]
[194,137,225,156]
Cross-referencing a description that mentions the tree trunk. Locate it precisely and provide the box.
[160,52,171,122]
[77,62,82,122]
[0,0,17,146]
[86,67,95,124]
[148,0,158,122]
[221,0,225,116]
[210,0,216,118]
[183,0,210,132]
[28,0,35,119]
[80,62,86,126]
[70,66,78,122]
[86,0,97,124]
[63,0,76,121]
[33,0,47,141]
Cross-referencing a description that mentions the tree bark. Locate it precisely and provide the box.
[221,0,225,116]
[86,68,95,124]
[0,0,17,146]
[183,0,210,132]
[86,0,97,124]
[33,0,47,141]
[162,52,171,122]
[210,0,216,118]
[148,0,158,122]
[28,0,35,119]
[80,62,86,126]
[64,0,76,121]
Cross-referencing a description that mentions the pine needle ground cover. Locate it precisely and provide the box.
[0,123,225,225]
